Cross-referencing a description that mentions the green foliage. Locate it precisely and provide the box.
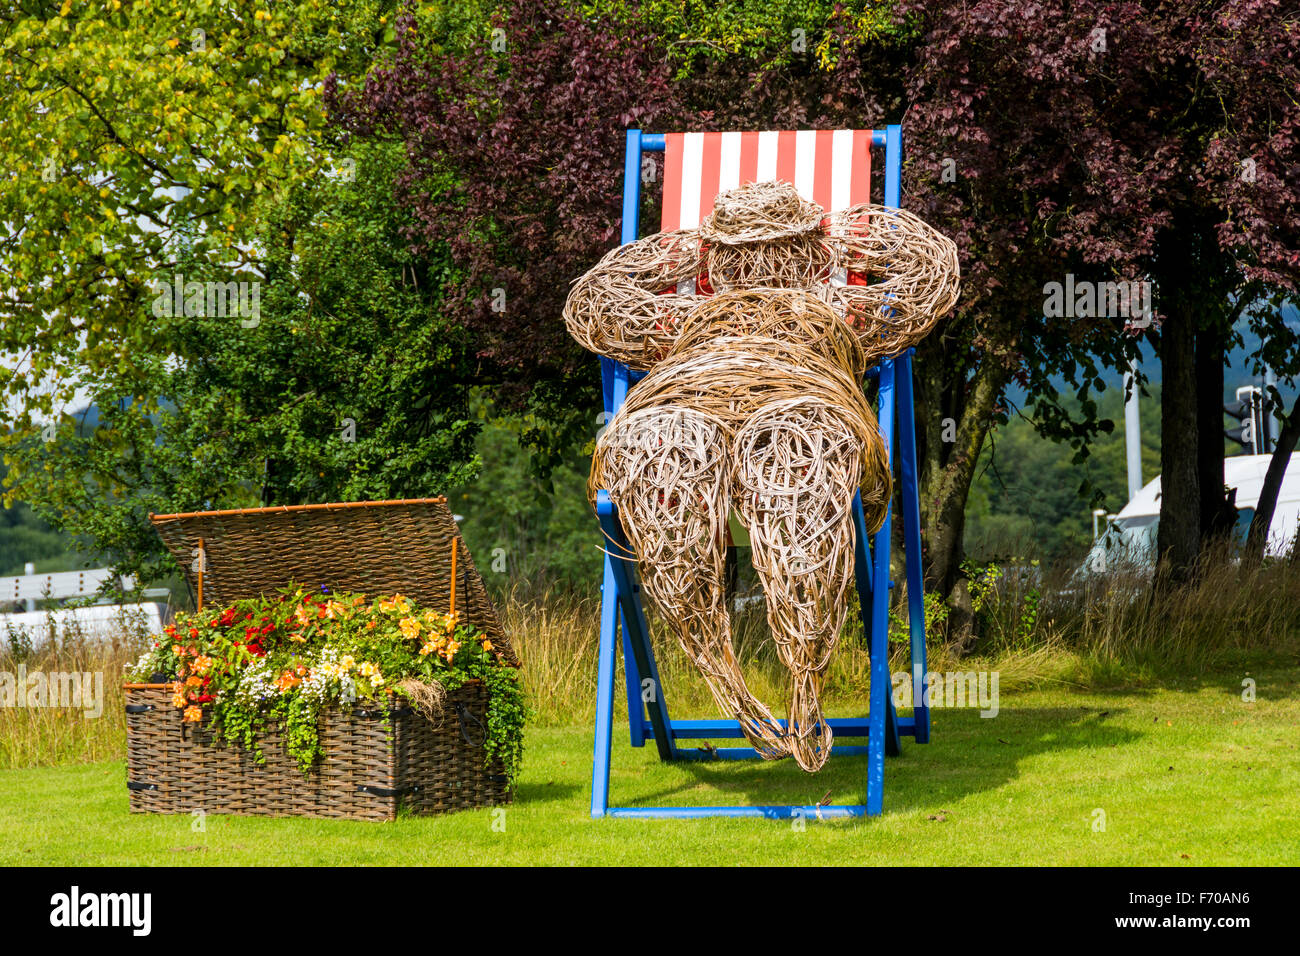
[587,0,908,76]
[5,139,479,587]
[965,384,1163,565]
[886,590,948,646]
[0,0,405,424]
[128,584,527,781]
[960,557,1041,650]
[0,484,84,577]
[451,404,605,596]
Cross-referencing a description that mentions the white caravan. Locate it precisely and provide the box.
[1081,453,1300,574]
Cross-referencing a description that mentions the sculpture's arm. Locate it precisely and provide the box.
[822,204,961,361]
[562,229,706,371]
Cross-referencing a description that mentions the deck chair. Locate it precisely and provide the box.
[590,126,931,819]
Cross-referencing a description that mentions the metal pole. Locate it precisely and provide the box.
[1124,358,1142,501]
[1265,368,1279,453]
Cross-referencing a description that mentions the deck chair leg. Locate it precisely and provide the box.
[620,609,647,747]
[895,349,931,743]
[867,358,899,814]
[591,552,620,818]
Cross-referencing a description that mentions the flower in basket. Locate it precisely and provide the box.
[126,583,526,781]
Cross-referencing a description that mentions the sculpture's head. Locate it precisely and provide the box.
[699,181,834,291]
[563,179,961,371]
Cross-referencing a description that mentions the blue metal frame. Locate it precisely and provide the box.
[590,126,931,819]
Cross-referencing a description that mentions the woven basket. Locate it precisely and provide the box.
[125,497,516,820]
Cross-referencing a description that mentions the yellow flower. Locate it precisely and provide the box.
[171,692,186,708]
[482,640,494,652]
[359,662,376,677]
[419,643,435,657]
[183,705,203,723]
[339,655,356,670]
[398,616,422,640]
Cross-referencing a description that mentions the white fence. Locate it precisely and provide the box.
[0,566,170,649]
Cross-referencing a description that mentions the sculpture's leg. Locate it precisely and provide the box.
[733,396,882,772]
[592,405,788,757]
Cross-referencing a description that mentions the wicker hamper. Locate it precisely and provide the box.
[125,497,517,821]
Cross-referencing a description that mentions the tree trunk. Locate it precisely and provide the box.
[1156,313,1201,585]
[1247,392,1300,560]
[918,357,1008,596]
[1195,325,1234,544]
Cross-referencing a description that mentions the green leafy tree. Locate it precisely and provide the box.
[6,140,479,587]
[0,0,407,427]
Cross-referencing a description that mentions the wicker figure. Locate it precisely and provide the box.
[564,180,960,771]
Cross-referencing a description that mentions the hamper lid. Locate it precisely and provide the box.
[149,497,517,666]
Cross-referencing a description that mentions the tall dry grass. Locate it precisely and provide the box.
[506,550,1300,724]
[962,544,1300,673]
[0,613,152,769]
[3,553,1296,767]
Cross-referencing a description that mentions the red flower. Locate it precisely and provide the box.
[220,607,238,626]
[246,642,266,657]
[190,694,215,703]
[260,622,275,635]
[189,628,199,638]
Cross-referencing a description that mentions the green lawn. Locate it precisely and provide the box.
[2,662,1297,865]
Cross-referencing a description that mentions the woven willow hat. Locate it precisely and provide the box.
[699,180,825,244]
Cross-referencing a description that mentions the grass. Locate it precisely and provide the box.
[3,562,1298,864]
[2,652,1296,866]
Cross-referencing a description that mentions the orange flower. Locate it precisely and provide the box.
[183,705,203,723]
[171,692,186,708]
[185,675,202,688]
[276,670,301,691]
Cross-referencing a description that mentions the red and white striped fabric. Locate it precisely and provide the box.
[660,130,874,231]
